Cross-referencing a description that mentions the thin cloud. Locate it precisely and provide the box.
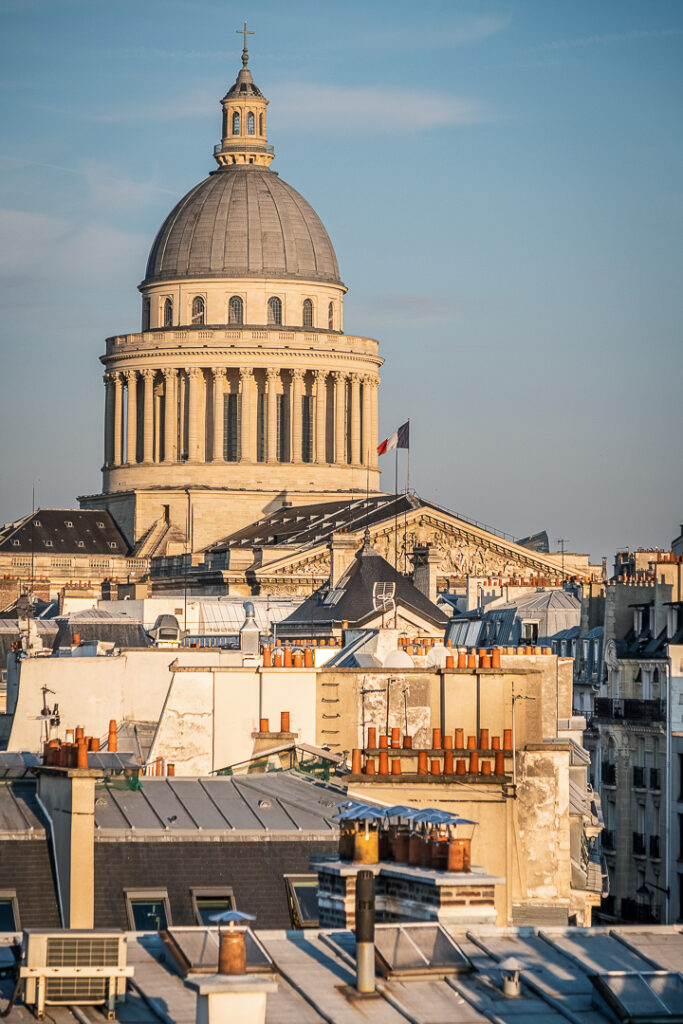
[276,83,492,133]
[36,83,491,133]
[367,14,512,50]
[538,27,683,51]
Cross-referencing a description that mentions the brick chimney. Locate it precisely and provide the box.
[410,545,441,604]
[36,765,101,927]
[328,533,357,588]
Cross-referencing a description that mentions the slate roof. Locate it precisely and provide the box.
[0,508,128,556]
[92,771,345,835]
[207,492,518,553]
[278,542,449,637]
[52,609,150,649]
[144,166,342,287]
[4,925,683,1022]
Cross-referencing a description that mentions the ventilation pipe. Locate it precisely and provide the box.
[355,870,375,994]
[240,602,260,656]
[498,957,522,997]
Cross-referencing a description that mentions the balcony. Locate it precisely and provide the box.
[650,767,661,790]
[621,897,660,924]
[602,829,616,852]
[601,762,616,786]
[649,835,661,859]
[632,832,646,856]
[633,766,646,789]
[593,698,666,722]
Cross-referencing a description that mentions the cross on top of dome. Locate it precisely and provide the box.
[236,21,254,68]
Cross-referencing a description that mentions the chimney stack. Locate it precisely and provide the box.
[355,870,376,994]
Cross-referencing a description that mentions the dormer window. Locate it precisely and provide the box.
[302,298,313,327]
[33,520,41,527]
[163,297,173,327]
[96,521,105,528]
[45,540,53,547]
[64,520,73,528]
[247,111,255,135]
[228,295,244,325]
[77,541,85,548]
[232,111,240,135]
[267,296,282,325]
[108,542,118,550]
[191,296,205,325]
[12,540,19,547]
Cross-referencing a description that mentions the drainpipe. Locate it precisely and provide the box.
[355,870,375,994]
[666,656,672,924]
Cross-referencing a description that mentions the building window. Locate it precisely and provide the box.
[247,111,255,135]
[0,891,20,931]
[191,296,205,325]
[45,540,53,548]
[285,875,319,928]
[232,111,240,135]
[190,888,236,926]
[277,393,287,462]
[142,298,151,331]
[259,113,263,135]
[302,298,313,327]
[12,540,19,547]
[124,889,171,931]
[328,301,334,330]
[222,108,228,138]
[256,390,266,462]
[223,393,240,462]
[228,295,244,325]
[302,395,313,462]
[164,298,173,327]
[522,621,539,643]
[267,296,282,325]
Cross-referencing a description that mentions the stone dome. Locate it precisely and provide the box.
[143,165,342,287]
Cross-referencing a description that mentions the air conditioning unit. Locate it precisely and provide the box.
[20,930,133,1020]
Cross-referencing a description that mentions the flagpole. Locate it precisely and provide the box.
[394,448,398,570]
[403,420,410,574]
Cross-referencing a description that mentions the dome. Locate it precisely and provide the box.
[143,166,342,287]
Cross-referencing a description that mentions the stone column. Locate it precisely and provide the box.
[362,375,372,466]
[290,368,304,463]
[333,372,346,464]
[370,377,379,469]
[350,373,361,466]
[239,369,256,462]
[314,369,327,464]
[125,369,137,465]
[266,368,279,463]
[103,374,114,466]
[112,373,123,466]
[163,368,177,462]
[142,369,154,463]
[212,367,225,461]
[187,367,202,462]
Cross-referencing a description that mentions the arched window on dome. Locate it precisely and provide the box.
[302,298,313,328]
[267,296,282,326]
[191,296,205,325]
[142,298,150,331]
[328,302,334,330]
[247,112,255,135]
[163,297,173,327]
[232,111,240,135]
[259,113,263,135]
[228,295,244,325]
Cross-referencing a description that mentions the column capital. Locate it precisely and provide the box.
[141,367,155,380]
[331,370,345,382]
[313,367,327,381]
[212,366,227,380]
[103,373,114,387]
[164,366,178,380]
[291,367,305,382]
[239,367,254,380]
[188,366,202,380]
[123,368,136,383]
[349,372,361,384]
[266,367,280,381]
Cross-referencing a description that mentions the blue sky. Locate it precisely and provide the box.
[0,0,681,561]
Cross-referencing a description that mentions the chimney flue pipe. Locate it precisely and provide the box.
[355,869,375,994]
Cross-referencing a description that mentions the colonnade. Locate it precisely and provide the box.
[103,366,379,469]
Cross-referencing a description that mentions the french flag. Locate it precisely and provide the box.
[377,421,409,455]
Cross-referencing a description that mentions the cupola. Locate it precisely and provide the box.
[214,23,273,167]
